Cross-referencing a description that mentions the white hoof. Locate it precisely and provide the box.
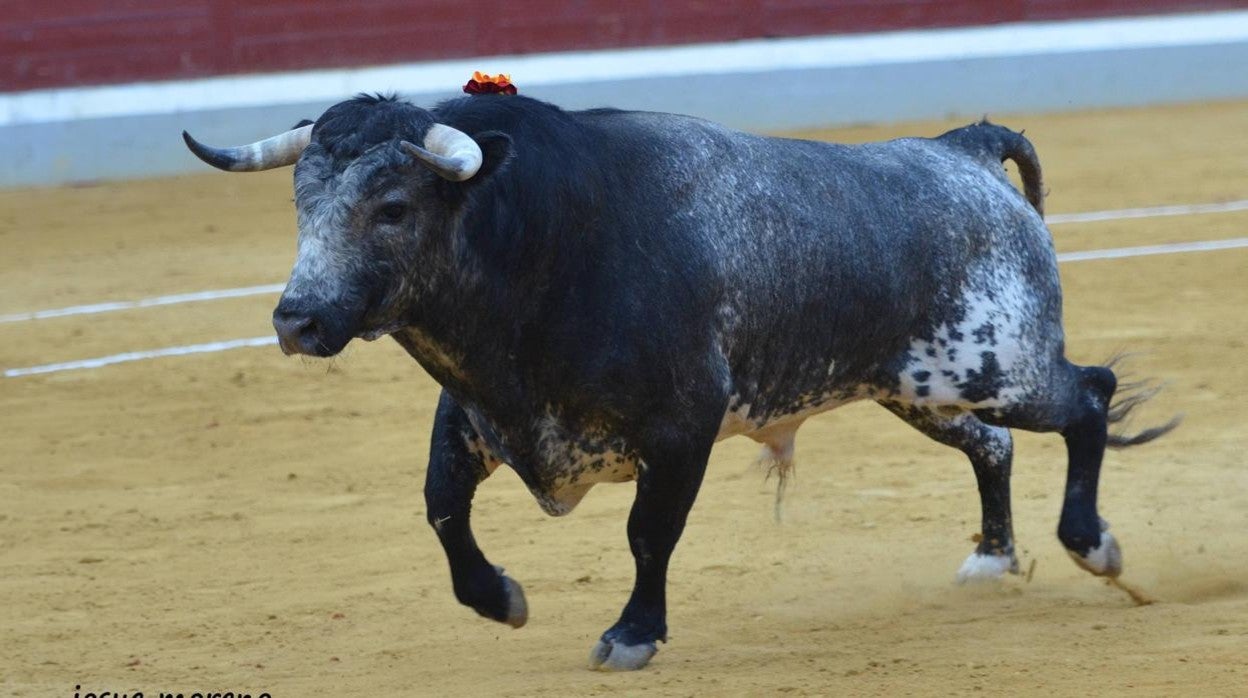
[956,552,1017,584]
[588,639,658,671]
[1067,531,1122,578]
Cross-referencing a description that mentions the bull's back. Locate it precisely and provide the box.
[569,109,1060,421]
[648,123,1062,420]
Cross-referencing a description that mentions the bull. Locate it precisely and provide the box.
[184,92,1175,670]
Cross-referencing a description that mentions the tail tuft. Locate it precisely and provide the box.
[1103,354,1182,449]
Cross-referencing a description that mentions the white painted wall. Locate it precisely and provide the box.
[3,11,1247,187]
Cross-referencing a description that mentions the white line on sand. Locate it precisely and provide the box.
[0,283,286,324]
[5,236,1246,379]
[1045,199,1248,224]
[4,198,1246,326]
[3,336,277,378]
[1055,236,1248,262]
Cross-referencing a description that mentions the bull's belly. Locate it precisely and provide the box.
[715,388,866,442]
[523,385,863,517]
[529,391,855,518]
[524,279,1051,518]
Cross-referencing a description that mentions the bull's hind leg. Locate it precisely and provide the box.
[1054,365,1121,577]
[879,401,1018,582]
[983,362,1122,578]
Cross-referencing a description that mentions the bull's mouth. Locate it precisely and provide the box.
[274,320,400,357]
[277,331,350,357]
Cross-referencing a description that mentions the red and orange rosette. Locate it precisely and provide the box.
[463,71,517,95]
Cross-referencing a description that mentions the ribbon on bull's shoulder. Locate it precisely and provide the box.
[464,72,517,95]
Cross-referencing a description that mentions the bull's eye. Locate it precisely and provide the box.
[376,203,408,223]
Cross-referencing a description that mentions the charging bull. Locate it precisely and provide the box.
[183,92,1175,670]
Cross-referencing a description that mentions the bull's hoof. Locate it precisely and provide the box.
[462,565,529,628]
[956,552,1018,584]
[490,565,528,628]
[1067,530,1123,578]
[588,639,658,671]
[499,574,528,628]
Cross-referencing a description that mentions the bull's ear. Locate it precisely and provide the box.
[468,130,513,184]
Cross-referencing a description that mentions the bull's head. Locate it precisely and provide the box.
[183,96,510,357]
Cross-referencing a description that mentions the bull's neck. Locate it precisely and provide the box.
[392,251,547,409]
[392,162,586,407]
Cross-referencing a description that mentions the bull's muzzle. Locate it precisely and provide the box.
[272,298,355,357]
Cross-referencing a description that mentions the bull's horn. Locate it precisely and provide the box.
[400,123,483,181]
[182,124,313,172]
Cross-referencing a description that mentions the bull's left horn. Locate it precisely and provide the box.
[182,124,313,172]
[400,123,483,182]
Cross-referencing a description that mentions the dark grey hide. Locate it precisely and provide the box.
[185,94,1175,671]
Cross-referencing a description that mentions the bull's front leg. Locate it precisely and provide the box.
[589,424,717,671]
[426,390,527,628]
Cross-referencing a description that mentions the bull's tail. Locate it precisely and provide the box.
[938,119,1045,218]
[1103,354,1183,449]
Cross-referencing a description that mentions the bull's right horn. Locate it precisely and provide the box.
[182,124,313,172]
[400,123,484,182]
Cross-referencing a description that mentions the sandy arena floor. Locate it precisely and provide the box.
[2,100,1246,696]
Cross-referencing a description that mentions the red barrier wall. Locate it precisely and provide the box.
[3,0,1242,92]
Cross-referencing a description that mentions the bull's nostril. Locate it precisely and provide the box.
[273,309,319,354]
